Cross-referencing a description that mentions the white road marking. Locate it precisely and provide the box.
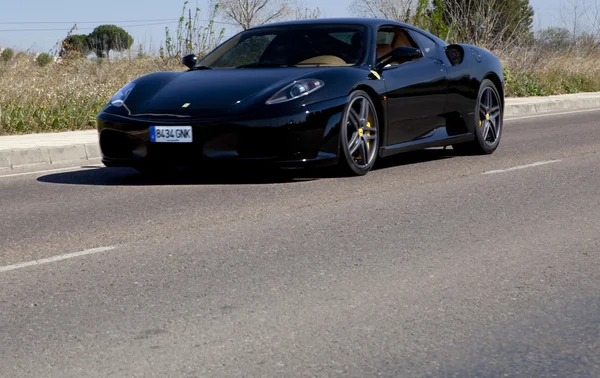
[505,108,600,121]
[0,164,103,179]
[0,246,117,273]
[483,160,562,175]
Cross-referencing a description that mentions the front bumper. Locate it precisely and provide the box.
[97,97,347,169]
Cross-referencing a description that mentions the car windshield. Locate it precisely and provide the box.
[198,24,367,69]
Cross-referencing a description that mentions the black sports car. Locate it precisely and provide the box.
[97,18,504,176]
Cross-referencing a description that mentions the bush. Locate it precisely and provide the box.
[504,67,547,97]
[60,34,92,58]
[14,52,29,62]
[1,48,14,63]
[36,53,53,67]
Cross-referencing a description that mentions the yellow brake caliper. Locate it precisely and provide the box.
[480,113,490,127]
[356,117,373,162]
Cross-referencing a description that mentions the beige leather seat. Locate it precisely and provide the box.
[376,30,417,60]
[376,44,392,57]
[393,31,414,48]
[297,55,349,66]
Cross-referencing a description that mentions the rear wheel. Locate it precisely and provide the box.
[453,79,503,155]
[338,91,380,176]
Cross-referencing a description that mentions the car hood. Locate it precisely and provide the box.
[124,67,322,118]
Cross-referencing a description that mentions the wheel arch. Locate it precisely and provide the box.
[482,72,505,109]
[353,84,386,145]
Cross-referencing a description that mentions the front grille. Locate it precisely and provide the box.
[99,129,145,159]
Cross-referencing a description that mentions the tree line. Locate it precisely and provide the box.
[60,0,600,59]
[350,0,534,51]
[212,0,535,51]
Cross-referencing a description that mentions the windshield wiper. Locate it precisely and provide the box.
[294,63,335,66]
[190,65,212,71]
[236,63,289,69]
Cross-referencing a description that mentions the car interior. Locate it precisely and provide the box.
[260,27,420,67]
[256,29,364,67]
[376,28,419,64]
[206,26,420,69]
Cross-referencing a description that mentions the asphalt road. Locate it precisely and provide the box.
[1,109,600,377]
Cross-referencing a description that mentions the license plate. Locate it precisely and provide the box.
[150,126,193,143]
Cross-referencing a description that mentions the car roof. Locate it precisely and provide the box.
[248,18,446,45]
[252,17,407,29]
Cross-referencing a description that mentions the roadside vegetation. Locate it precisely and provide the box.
[0,57,181,135]
[1,0,600,135]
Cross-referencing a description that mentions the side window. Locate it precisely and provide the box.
[377,31,395,45]
[411,32,438,59]
[376,27,418,62]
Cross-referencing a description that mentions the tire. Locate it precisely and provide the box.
[453,79,503,155]
[337,90,380,176]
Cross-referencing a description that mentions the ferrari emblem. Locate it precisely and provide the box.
[182,103,191,108]
[486,113,490,120]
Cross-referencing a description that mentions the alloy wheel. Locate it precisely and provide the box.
[478,86,502,147]
[344,95,378,169]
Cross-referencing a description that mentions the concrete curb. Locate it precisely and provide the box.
[505,92,600,117]
[1,92,600,170]
[0,143,100,170]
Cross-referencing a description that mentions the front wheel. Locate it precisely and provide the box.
[453,79,503,155]
[337,90,380,176]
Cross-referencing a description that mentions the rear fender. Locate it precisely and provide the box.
[444,44,504,134]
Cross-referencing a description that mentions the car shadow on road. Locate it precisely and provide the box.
[37,148,458,186]
[373,147,456,171]
[36,165,322,186]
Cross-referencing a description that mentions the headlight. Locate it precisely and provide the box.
[110,82,136,107]
[266,79,324,105]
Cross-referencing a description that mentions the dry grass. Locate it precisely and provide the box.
[0,56,182,135]
[2,49,600,135]
[501,47,600,97]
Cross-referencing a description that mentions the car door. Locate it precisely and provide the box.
[378,26,447,146]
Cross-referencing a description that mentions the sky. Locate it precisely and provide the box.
[0,0,573,53]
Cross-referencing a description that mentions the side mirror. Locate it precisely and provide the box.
[181,54,198,69]
[376,46,423,69]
